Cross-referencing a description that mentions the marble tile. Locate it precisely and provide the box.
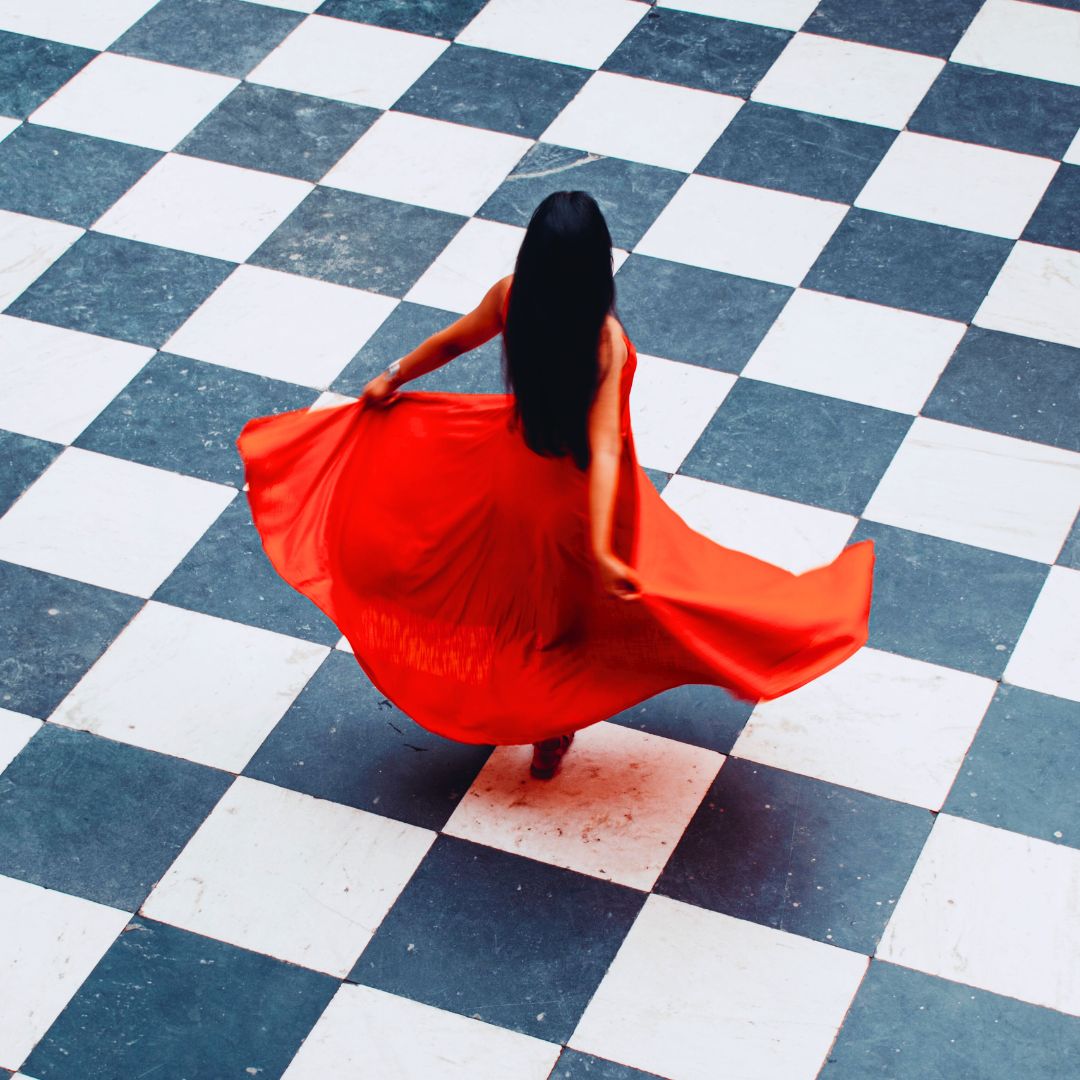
[615,255,791,373]
[177,82,379,182]
[679,377,912,515]
[6,231,233,347]
[249,186,466,296]
[0,116,15,142]
[921,327,1080,453]
[855,132,1057,240]
[352,836,646,1043]
[821,960,1080,1080]
[143,776,434,976]
[656,758,934,953]
[877,814,1080,1015]
[0,447,236,597]
[21,915,337,1080]
[659,473,857,574]
[697,101,897,204]
[805,208,1014,322]
[165,264,396,387]
[1003,565,1080,702]
[247,14,447,109]
[1066,126,1080,165]
[0,709,40,774]
[601,8,790,97]
[803,0,982,57]
[0,724,231,909]
[457,0,646,69]
[0,123,160,228]
[323,111,530,216]
[443,722,722,891]
[154,494,342,645]
[752,33,944,129]
[658,0,817,32]
[317,0,487,38]
[244,649,492,829]
[478,143,685,252]
[742,288,965,414]
[636,174,846,288]
[0,430,61,517]
[405,216,524,312]
[541,71,742,172]
[943,684,1080,849]
[627,353,735,473]
[29,52,237,151]
[1059,510,1080,568]
[0,29,95,118]
[569,894,868,1080]
[0,0,158,49]
[239,0,318,10]
[863,417,1080,563]
[396,43,591,138]
[0,874,128,1069]
[851,520,1049,679]
[111,0,302,78]
[1024,163,1080,252]
[735,647,996,809]
[909,62,1080,161]
[0,209,82,312]
[281,983,561,1080]
[51,601,328,771]
[550,1050,665,1080]
[93,152,312,262]
[952,0,1080,88]
[973,240,1080,349]
[0,562,142,719]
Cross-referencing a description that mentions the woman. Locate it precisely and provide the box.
[237,191,874,780]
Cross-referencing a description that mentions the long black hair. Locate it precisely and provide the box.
[502,191,616,472]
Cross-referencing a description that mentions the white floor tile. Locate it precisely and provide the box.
[1004,566,1080,703]
[142,776,435,977]
[863,417,1080,563]
[0,0,157,49]
[661,473,858,574]
[0,709,41,775]
[457,0,646,68]
[238,0,319,10]
[405,217,523,313]
[443,723,722,891]
[628,354,735,473]
[570,894,868,1080]
[0,874,129,1069]
[752,33,944,129]
[541,71,743,172]
[248,15,447,108]
[855,132,1057,239]
[1065,127,1080,166]
[282,984,561,1080]
[742,289,965,414]
[0,117,19,143]
[952,0,1080,88]
[165,264,396,387]
[322,112,530,216]
[0,317,153,443]
[0,210,82,312]
[658,0,817,30]
[29,53,237,152]
[51,601,329,772]
[308,390,357,411]
[636,174,846,288]
[878,814,1080,1015]
[93,154,312,263]
[734,647,996,809]
[0,447,235,597]
[973,240,1080,350]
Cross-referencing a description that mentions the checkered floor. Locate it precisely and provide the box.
[1,0,1079,1076]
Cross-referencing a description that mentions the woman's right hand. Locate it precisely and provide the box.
[596,550,642,600]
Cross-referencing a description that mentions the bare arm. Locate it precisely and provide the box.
[363,276,511,397]
[587,326,640,598]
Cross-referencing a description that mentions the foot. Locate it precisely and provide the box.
[530,733,574,780]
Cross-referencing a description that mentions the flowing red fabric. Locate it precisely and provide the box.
[237,294,874,745]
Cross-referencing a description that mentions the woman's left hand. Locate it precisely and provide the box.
[359,373,398,409]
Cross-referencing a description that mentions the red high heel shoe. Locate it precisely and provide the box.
[530,733,574,779]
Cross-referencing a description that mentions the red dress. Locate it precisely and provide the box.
[237,289,874,745]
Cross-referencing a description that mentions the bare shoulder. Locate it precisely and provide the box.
[598,314,627,379]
